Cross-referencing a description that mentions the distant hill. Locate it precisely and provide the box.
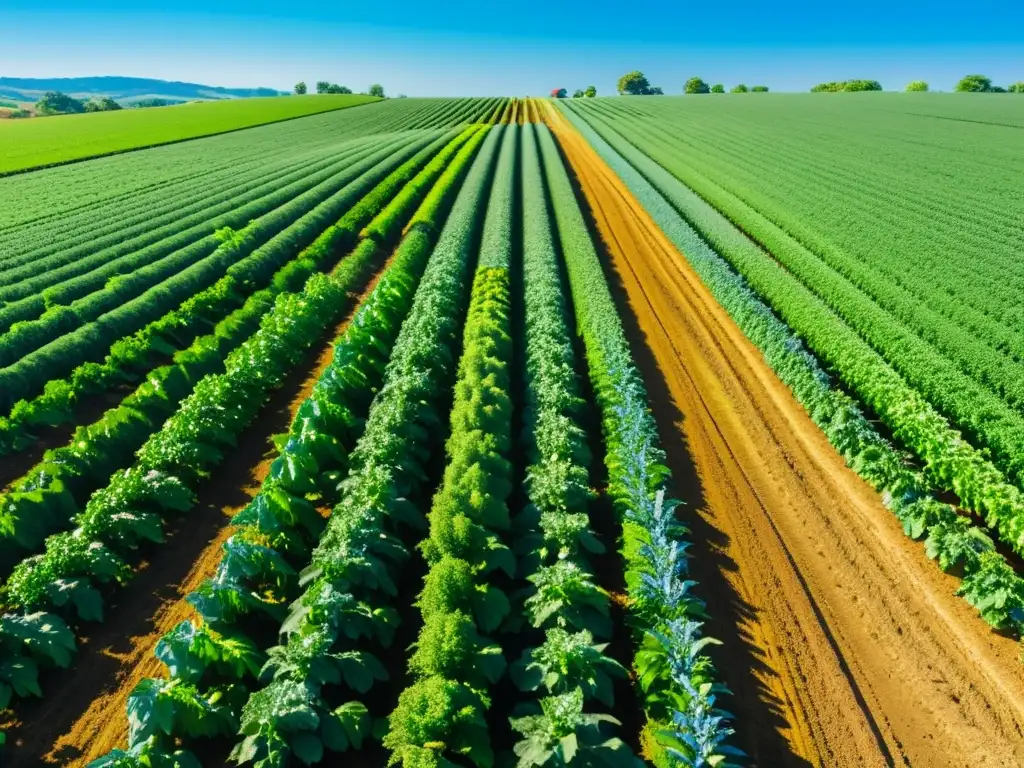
[0,76,285,103]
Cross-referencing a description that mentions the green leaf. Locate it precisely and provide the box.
[289,730,324,765]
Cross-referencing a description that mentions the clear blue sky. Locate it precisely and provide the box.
[2,0,1022,95]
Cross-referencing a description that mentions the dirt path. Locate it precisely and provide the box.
[2,258,390,768]
[544,103,1024,768]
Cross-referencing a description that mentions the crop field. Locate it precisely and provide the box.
[1,92,1023,768]
[0,94,379,175]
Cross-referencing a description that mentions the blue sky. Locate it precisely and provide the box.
[1,0,1022,95]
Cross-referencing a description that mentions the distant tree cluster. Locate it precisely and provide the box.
[617,71,663,95]
[314,81,354,95]
[570,86,597,98]
[130,98,175,108]
[955,74,1021,93]
[551,88,568,99]
[84,96,122,112]
[905,81,929,92]
[811,80,883,92]
[33,91,124,115]
[35,91,86,115]
[683,78,768,94]
[684,77,710,94]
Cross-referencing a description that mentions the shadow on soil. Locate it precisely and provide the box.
[559,148,813,768]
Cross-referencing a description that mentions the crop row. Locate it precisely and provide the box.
[221,124,504,765]
[507,123,638,765]
[591,103,1024,368]
[557,103,1024,634]
[0,130,466,457]
[0,131,442,412]
[565,102,1024,559]
[591,111,1024,458]
[0,125,487,720]
[537,118,737,766]
[0,132,416,364]
[0,142,366,327]
[79,124,494,768]
[0,98,484,236]
[0,128,463,577]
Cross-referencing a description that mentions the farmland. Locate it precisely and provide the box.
[0,94,379,175]
[1,92,1023,768]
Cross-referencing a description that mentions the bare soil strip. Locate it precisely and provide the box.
[2,257,391,768]
[545,103,1024,768]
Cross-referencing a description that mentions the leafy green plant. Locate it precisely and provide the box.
[383,677,492,768]
[525,561,612,637]
[512,628,626,707]
[511,689,640,767]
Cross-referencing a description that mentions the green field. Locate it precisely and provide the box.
[564,91,1024,596]
[0,94,379,175]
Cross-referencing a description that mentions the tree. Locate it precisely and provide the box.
[711,83,725,93]
[294,81,307,95]
[573,89,585,98]
[369,84,385,98]
[751,85,769,92]
[1010,82,1024,93]
[955,74,992,92]
[326,84,352,94]
[35,91,86,115]
[617,71,650,95]
[990,85,1008,93]
[84,96,122,112]
[647,86,664,95]
[584,85,597,97]
[811,80,882,92]
[684,77,710,94]
[316,81,330,94]
[905,80,928,92]
[730,84,749,93]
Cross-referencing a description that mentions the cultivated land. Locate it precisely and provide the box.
[0,93,1022,768]
[0,94,379,175]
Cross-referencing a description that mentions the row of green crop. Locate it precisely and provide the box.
[538,121,739,766]
[0,127,471,718]
[82,125,492,768]
[0,132,421,369]
[589,98,1024,293]
[0,129,460,577]
[1,99,497,302]
[589,102,1024,371]
[0,132,440,412]
[381,118,519,767]
[0,145,362,334]
[564,102,1024,560]
[507,123,639,765]
[557,103,1024,634]
[585,109,1024,444]
[222,125,503,765]
[0,141,355,288]
[0,98,474,236]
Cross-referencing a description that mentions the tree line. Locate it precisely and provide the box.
[294,82,386,97]
[616,72,768,95]
[811,75,1023,92]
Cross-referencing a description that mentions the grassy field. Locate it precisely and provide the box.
[0,94,379,175]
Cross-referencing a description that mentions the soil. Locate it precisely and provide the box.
[544,102,1024,768]
[1,265,389,768]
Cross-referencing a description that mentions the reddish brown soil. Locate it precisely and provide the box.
[545,102,1024,767]
[1,264,388,768]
